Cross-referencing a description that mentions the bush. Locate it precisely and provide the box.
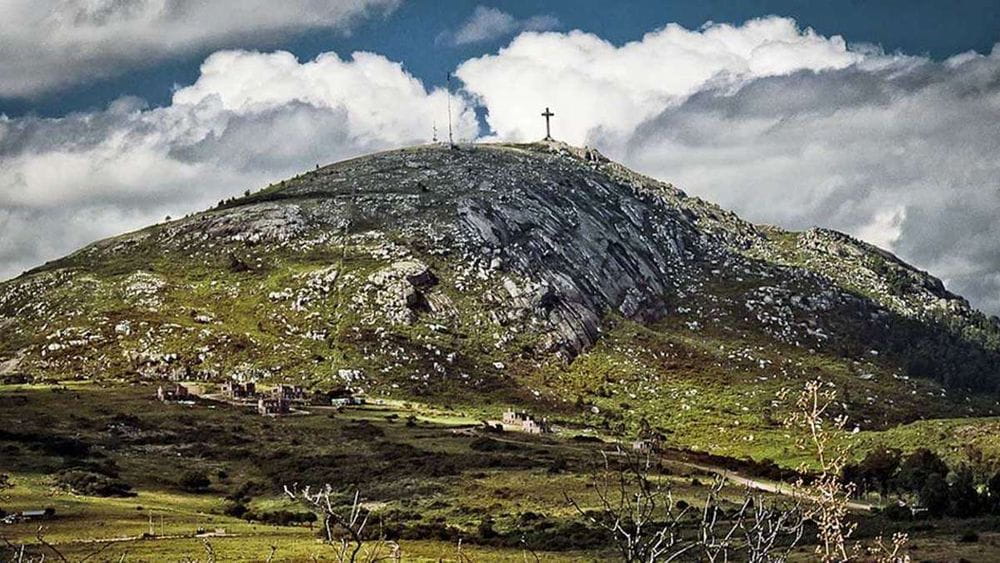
[898,448,949,493]
[244,509,317,526]
[469,437,519,452]
[476,517,497,540]
[178,470,211,493]
[56,470,133,497]
[882,503,912,521]
[225,481,264,503]
[919,473,949,517]
[959,530,979,543]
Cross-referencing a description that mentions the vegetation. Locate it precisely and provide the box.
[3,145,1000,560]
[3,381,1000,560]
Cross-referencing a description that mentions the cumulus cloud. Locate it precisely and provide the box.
[457,17,862,143]
[439,6,559,46]
[0,49,477,278]
[457,17,1000,315]
[5,13,1000,317]
[624,53,1000,312]
[0,0,399,97]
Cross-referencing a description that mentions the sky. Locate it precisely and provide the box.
[2,0,1000,314]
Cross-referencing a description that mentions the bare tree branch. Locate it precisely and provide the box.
[285,484,396,563]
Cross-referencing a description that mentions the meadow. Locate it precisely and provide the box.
[4,382,1000,561]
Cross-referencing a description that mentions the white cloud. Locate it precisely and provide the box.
[440,6,559,46]
[0,48,477,277]
[0,0,400,97]
[457,17,862,144]
[457,16,1000,314]
[5,13,1000,320]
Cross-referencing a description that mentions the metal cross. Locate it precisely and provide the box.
[541,107,554,140]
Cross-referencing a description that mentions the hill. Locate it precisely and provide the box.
[2,141,999,457]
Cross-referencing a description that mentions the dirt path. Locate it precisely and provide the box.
[478,432,876,512]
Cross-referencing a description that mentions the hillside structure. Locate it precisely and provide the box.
[221,380,256,399]
[502,408,551,434]
[156,383,191,402]
[257,396,289,416]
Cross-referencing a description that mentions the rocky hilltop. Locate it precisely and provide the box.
[2,142,999,445]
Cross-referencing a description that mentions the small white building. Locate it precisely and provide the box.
[156,384,191,402]
[257,396,289,416]
[502,408,551,434]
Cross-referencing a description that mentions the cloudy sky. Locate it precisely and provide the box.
[2,1,1000,314]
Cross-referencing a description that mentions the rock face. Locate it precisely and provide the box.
[2,141,1000,398]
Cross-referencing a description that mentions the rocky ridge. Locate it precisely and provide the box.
[1,141,999,405]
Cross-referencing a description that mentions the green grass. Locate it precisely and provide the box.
[6,381,1000,561]
[0,382,620,560]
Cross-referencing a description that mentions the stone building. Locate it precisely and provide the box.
[156,383,191,402]
[502,408,551,434]
[273,384,307,401]
[221,380,256,399]
[257,396,289,416]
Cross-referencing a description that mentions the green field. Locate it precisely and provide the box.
[4,382,1000,561]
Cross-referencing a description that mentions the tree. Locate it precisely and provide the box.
[564,448,805,562]
[948,467,982,518]
[897,449,948,493]
[783,380,911,562]
[987,471,1000,513]
[565,448,692,562]
[0,474,11,517]
[284,484,399,563]
[843,447,901,498]
[179,470,211,493]
[918,473,949,517]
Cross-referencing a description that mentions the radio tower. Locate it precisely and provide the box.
[446,73,455,148]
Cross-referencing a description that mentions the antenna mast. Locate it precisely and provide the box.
[446,73,455,147]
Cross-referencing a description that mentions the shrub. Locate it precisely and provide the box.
[918,473,949,517]
[948,467,983,518]
[244,509,317,526]
[469,437,519,452]
[959,530,980,543]
[882,503,912,521]
[56,470,133,497]
[476,517,497,540]
[898,448,948,493]
[178,470,211,493]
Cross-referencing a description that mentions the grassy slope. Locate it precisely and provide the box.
[3,232,995,470]
[5,383,1000,561]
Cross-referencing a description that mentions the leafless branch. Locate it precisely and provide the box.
[35,527,68,563]
[285,483,397,563]
[783,380,910,563]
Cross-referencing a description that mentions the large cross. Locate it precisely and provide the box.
[541,107,554,140]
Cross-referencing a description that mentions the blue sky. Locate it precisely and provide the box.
[3,0,999,118]
[2,1,1000,315]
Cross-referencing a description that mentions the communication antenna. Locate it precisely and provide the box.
[446,73,455,148]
